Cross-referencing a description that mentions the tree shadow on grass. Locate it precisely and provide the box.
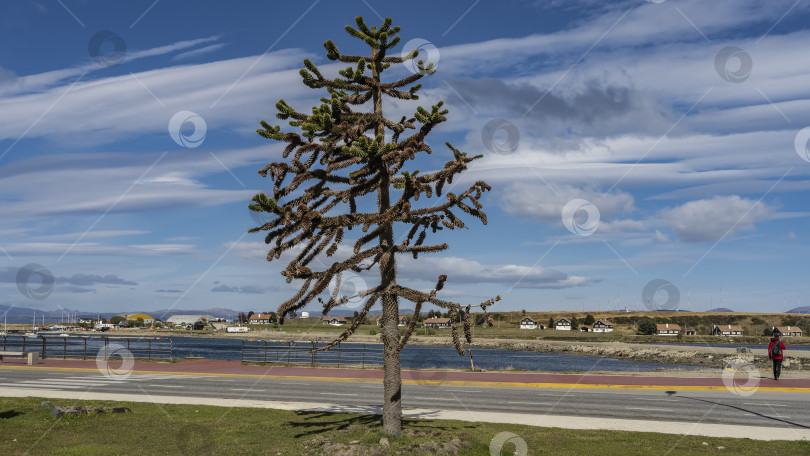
[290,408,470,439]
[0,410,25,419]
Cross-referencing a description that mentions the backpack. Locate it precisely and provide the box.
[771,341,782,357]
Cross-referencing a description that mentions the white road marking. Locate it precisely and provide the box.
[230,388,266,392]
[507,401,553,406]
[0,383,83,389]
[744,403,788,407]
[319,393,358,397]
[625,407,673,412]
[148,384,184,388]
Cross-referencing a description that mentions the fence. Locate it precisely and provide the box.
[0,335,173,361]
[241,340,383,368]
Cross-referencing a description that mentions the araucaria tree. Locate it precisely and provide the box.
[249,16,497,436]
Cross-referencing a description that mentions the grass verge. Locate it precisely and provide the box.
[1,397,809,455]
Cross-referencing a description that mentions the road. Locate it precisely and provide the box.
[2,363,809,434]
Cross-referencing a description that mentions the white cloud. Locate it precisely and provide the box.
[1,242,196,256]
[652,229,670,243]
[173,43,227,61]
[499,183,634,223]
[227,241,594,290]
[663,195,773,242]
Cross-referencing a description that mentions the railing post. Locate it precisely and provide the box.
[337,341,341,368]
[148,339,152,361]
[169,338,173,362]
[41,337,46,359]
[63,337,67,360]
[240,340,244,362]
[287,341,292,364]
[362,343,365,369]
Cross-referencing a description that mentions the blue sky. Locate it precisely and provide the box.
[1,0,809,317]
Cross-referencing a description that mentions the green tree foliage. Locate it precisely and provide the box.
[248,16,498,436]
[110,315,126,325]
[637,318,657,335]
[583,314,595,325]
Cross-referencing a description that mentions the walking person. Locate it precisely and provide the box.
[768,334,786,380]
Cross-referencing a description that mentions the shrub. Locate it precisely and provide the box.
[637,318,657,335]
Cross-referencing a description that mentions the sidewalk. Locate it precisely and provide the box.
[3,357,810,391]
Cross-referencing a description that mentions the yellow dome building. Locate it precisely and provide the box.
[125,313,155,324]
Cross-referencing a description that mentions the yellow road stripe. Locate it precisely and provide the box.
[3,364,809,392]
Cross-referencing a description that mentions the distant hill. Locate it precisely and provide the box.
[786,306,810,314]
[149,308,238,319]
[0,304,101,324]
[706,308,735,313]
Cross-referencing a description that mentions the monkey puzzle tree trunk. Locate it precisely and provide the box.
[372,45,403,436]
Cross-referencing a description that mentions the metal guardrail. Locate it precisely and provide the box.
[0,335,173,361]
[241,340,383,368]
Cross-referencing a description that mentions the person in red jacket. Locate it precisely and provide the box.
[768,335,786,380]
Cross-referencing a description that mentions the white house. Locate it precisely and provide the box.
[377,315,410,327]
[322,317,347,326]
[656,323,680,336]
[519,317,538,329]
[423,318,452,328]
[712,324,743,337]
[300,311,310,318]
[555,318,572,331]
[248,313,275,324]
[773,326,802,338]
[592,319,614,333]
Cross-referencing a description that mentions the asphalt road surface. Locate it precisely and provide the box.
[1,367,808,432]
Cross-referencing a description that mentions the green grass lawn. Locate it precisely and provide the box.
[1,397,808,455]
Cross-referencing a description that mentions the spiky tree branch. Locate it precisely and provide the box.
[249,16,496,436]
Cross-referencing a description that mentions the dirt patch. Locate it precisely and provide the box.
[303,429,471,455]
